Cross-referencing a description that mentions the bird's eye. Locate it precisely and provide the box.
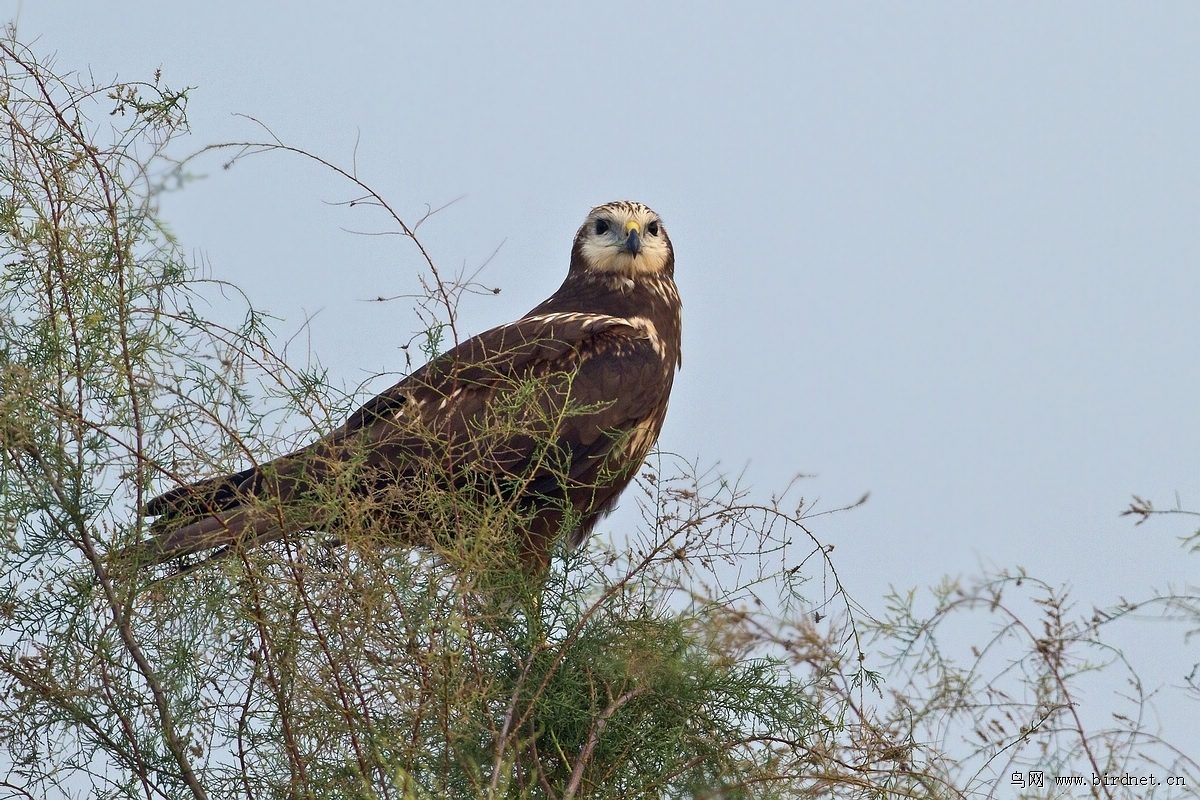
[647,221,660,236]
[594,219,610,235]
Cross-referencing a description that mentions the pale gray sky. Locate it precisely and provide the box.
[11,0,1199,762]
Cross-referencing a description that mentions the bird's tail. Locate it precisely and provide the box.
[113,505,289,569]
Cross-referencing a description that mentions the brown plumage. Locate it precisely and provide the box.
[123,201,681,574]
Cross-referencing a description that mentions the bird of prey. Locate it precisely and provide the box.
[123,201,681,575]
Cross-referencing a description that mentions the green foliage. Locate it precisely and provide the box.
[1,26,1197,800]
[0,29,862,799]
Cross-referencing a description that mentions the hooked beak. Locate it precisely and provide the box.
[623,221,642,255]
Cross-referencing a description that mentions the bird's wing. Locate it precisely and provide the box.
[333,311,670,485]
[131,312,667,563]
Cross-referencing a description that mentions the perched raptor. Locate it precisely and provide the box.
[123,201,682,575]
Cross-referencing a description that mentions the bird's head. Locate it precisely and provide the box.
[571,201,673,280]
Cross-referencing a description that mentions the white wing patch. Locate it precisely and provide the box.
[519,312,666,357]
[520,312,616,327]
[435,386,466,411]
[624,316,665,356]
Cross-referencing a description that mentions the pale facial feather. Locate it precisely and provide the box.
[577,202,672,278]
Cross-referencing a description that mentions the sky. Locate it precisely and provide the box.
[9,0,1199,766]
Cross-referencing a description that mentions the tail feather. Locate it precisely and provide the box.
[122,451,333,569]
[142,465,259,518]
[120,505,288,566]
